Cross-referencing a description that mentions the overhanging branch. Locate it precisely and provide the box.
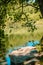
[15,4,39,10]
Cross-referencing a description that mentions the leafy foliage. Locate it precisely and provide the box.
[22,19,37,32]
[0,0,8,59]
[0,0,43,60]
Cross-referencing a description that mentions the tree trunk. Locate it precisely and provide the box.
[38,0,43,17]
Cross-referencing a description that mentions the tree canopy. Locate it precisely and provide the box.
[0,0,43,59]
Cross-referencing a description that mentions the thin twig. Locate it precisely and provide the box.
[15,4,39,10]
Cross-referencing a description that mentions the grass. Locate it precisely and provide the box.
[8,31,43,48]
[5,18,43,49]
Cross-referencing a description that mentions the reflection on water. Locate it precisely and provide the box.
[25,41,39,46]
[6,55,11,65]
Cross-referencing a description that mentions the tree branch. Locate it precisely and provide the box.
[15,4,39,10]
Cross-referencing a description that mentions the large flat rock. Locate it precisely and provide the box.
[9,46,37,63]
